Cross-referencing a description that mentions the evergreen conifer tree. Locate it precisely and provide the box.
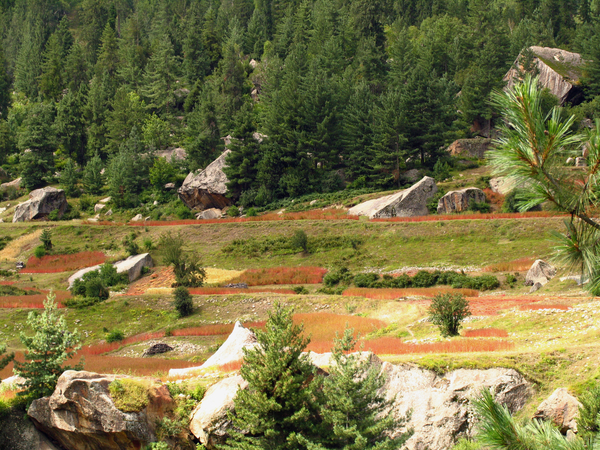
[59,158,79,197]
[0,42,10,119]
[143,31,179,115]
[55,89,88,164]
[82,153,104,195]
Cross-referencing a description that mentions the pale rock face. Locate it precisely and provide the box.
[437,187,486,214]
[348,176,437,219]
[178,150,233,210]
[196,208,222,220]
[526,259,557,286]
[27,371,175,450]
[113,253,153,282]
[534,388,582,434]
[94,203,106,212]
[13,187,67,222]
[131,213,143,222]
[446,138,492,159]
[0,177,21,189]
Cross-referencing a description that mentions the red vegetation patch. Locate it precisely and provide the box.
[483,188,505,209]
[20,251,106,274]
[217,360,243,373]
[343,287,479,300]
[371,211,560,223]
[188,287,296,295]
[482,257,536,273]
[171,322,266,337]
[463,328,509,338]
[0,290,71,309]
[518,304,571,311]
[126,267,176,295]
[229,267,328,286]
[0,281,15,285]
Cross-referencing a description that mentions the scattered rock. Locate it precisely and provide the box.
[15,261,25,270]
[446,138,493,159]
[223,283,248,289]
[99,197,111,204]
[0,177,21,189]
[143,343,174,357]
[504,46,585,105]
[189,375,248,449]
[131,214,143,222]
[144,216,151,221]
[0,406,60,450]
[94,203,105,213]
[179,150,233,210]
[113,253,154,283]
[153,201,159,206]
[566,157,575,165]
[529,282,543,293]
[169,322,258,377]
[27,370,175,450]
[348,177,437,219]
[309,199,318,206]
[105,209,113,216]
[12,187,68,222]
[437,187,486,214]
[526,259,557,286]
[196,208,222,220]
[164,182,176,189]
[534,388,582,434]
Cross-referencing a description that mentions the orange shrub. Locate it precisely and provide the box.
[228,267,328,286]
[483,188,505,209]
[218,360,243,372]
[0,290,71,309]
[188,287,296,295]
[21,251,106,274]
[463,328,509,338]
[482,257,536,273]
[343,287,479,300]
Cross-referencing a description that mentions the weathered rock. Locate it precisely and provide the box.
[178,150,233,210]
[446,138,493,159]
[67,265,103,288]
[189,375,248,449]
[131,214,143,222]
[27,370,175,450]
[164,182,176,189]
[504,46,585,105]
[566,157,575,165]
[348,177,437,219]
[529,282,543,293]
[383,364,532,450]
[0,406,60,450]
[223,283,248,289]
[113,253,153,282]
[196,208,222,220]
[169,322,258,377]
[94,203,106,212]
[0,177,21,189]
[105,209,113,216]
[13,187,68,222]
[526,259,557,286]
[143,343,174,357]
[534,388,582,434]
[402,169,422,183]
[99,197,111,204]
[155,147,187,161]
[437,187,486,214]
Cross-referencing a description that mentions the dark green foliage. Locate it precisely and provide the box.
[106,329,125,343]
[323,267,353,287]
[0,285,36,296]
[82,154,104,195]
[160,231,206,287]
[577,382,600,444]
[428,293,471,337]
[71,263,127,302]
[290,230,308,253]
[469,201,491,213]
[354,272,380,288]
[123,232,140,256]
[227,205,240,217]
[40,228,52,251]
[59,158,79,197]
[34,246,46,258]
[0,344,14,373]
[173,286,193,317]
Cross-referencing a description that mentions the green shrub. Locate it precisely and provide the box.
[175,205,193,219]
[505,273,517,288]
[246,207,257,217]
[160,232,206,287]
[227,205,240,217]
[106,330,125,343]
[34,246,46,258]
[290,230,309,253]
[353,273,380,288]
[108,378,150,412]
[412,270,437,288]
[40,228,52,250]
[433,159,451,182]
[323,267,353,287]
[143,237,153,251]
[469,201,491,213]
[292,285,309,294]
[428,293,471,337]
[123,233,140,256]
[63,297,102,308]
[577,382,600,443]
[79,195,94,212]
[173,286,193,317]
[85,278,109,300]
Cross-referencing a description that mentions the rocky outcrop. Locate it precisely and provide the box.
[525,259,556,287]
[179,150,232,210]
[1,177,22,190]
[0,407,60,450]
[446,138,492,159]
[143,342,173,356]
[131,214,143,222]
[114,253,153,282]
[504,46,585,105]
[383,365,532,450]
[437,187,486,214]
[12,187,68,222]
[27,371,175,450]
[67,265,102,288]
[189,375,248,449]
[169,322,258,377]
[348,176,437,219]
[534,388,581,434]
[196,208,222,220]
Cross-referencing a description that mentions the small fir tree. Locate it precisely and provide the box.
[40,228,52,251]
[0,343,14,372]
[14,293,82,401]
[59,158,79,197]
[82,153,104,195]
[173,286,193,317]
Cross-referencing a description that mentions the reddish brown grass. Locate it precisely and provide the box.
[518,304,571,311]
[362,337,514,354]
[483,188,505,209]
[188,287,296,295]
[171,322,266,337]
[482,257,536,273]
[371,211,561,223]
[0,290,71,309]
[342,287,479,300]
[20,251,106,274]
[217,360,243,372]
[228,267,327,286]
[463,328,509,338]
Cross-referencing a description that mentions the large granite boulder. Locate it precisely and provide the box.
[27,371,175,450]
[504,46,585,105]
[179,150,233,210]
[0,407,60,450]
[13,187,67,222]
[67,265,102,288]
[196,208,222,220]
[113,253,153,282]
[169,322,258,377]
[189,375,248,449]
[437,187,486,214]
[348,176,437,219]
[446,138,492,159]
[525,259,556,286]
[534,388,582,434]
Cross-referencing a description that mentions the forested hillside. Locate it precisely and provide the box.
[1,0,599,207]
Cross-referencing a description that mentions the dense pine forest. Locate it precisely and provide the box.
[1,0,600,207]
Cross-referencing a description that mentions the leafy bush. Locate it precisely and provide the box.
[469,201,491,213]
[293,285,309,294]
[85,278,109,300]
[78,195,94,212]
[173,286,193,317]
[428,293,471,337]
[108,378,149,412]
[175,204,194,219]
[505,273,517,288]
[71,263,128,302]
[227,205,240,217]
[412,270,437,287]
[433,159,451,182]
[323,267,353,287]
[160,232,206,287]
[246,207,257,217]
[34,246,46,258]
[353,273,380,288]
[290,230,309,253]
[123,232,140,256]
[106,329,125,343]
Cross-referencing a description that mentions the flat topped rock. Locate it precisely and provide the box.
[113,253,153,282]
[13,187,67,222]
[348,176,437,219]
